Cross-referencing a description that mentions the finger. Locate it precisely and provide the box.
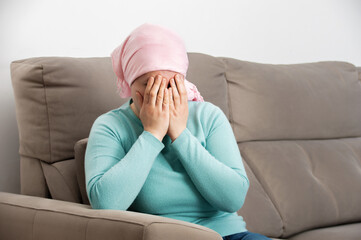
[156,77,166,109]
[169,77,180,107]
[144,76,154,105]
[175,74,187,103]
[163,88,169,112]
[149,75,162,106]
[136,91,143,108]
[169,87,174,111]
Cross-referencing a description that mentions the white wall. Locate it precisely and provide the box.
[1,0,360,194]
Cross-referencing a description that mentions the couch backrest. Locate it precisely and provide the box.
[11,56,123,202]
[223,58,361,238]
[10,54,361,239]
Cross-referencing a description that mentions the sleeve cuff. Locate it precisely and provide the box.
[170,128,191,155]
[141,130,165,149]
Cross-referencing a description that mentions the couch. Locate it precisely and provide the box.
[1,52,361,240]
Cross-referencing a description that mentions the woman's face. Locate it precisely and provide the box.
[130,70,182,114]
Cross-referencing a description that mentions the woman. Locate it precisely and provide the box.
[84,23,271,240]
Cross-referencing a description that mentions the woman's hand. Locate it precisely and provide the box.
[137,75,170,142]
[167,73,189,142]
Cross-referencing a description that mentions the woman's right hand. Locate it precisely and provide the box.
[136,75,170,142]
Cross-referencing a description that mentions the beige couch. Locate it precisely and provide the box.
[1,53,361,240]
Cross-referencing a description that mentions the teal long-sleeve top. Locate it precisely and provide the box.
[85,98,250,237]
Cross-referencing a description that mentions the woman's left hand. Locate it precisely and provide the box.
[167,73,189,142]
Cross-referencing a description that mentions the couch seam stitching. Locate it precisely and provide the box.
[31,210,38,239]
[41,64,52,163]
[84,217,90,240]
[221,58,235,133]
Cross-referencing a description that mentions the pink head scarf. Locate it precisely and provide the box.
[110,23,204,102]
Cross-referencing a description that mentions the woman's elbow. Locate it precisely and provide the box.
[87,183,101,209]
[87,179,110,209]
[229,176,250,212]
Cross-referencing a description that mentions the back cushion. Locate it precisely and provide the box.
[221,58,361,142]
[240,138,361,238]
[10,57,123,164]
[221,57,361,238]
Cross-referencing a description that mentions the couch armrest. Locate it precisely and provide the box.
[0,192,222,240]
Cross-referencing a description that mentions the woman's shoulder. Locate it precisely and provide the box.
[189,100,224,117]
[88,108,133,144]
[91,107,129,131]
[93,109,118,123]
[188,101,229,131]
[189,100,219,110]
